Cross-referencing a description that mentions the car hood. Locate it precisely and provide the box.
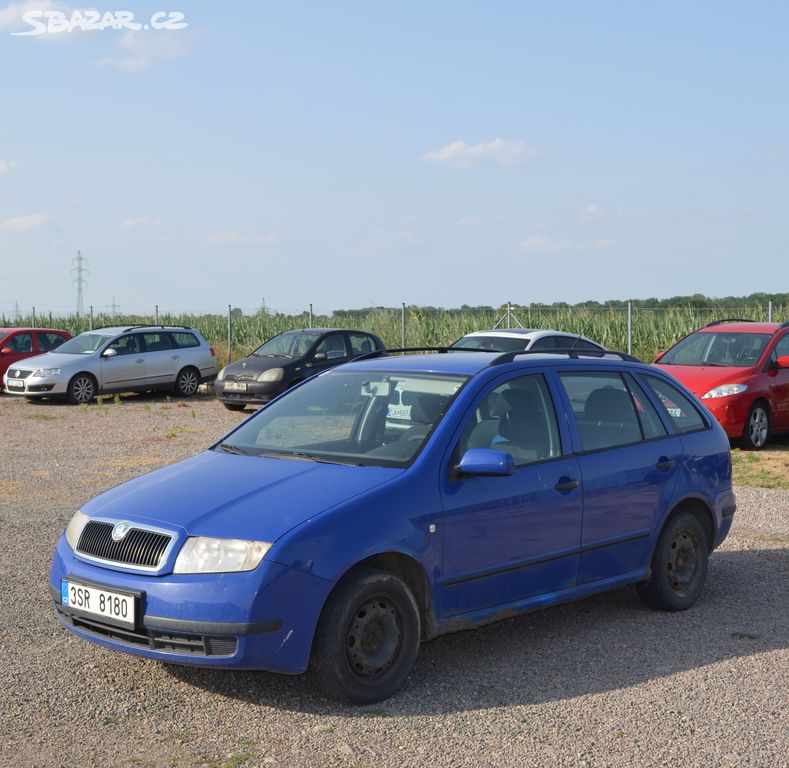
[6,351,91,371]
[82,449,403,542]
[225,355,295,374]
[654,363,752,397]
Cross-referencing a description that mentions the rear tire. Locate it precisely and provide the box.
[174,367,200,397]
[637,511,709,611]
[66,373,97,405]
[739,402,770,450]
[310,568,420,704]
[222,403,246,412]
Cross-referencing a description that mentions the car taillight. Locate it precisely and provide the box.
[210,346,216,357]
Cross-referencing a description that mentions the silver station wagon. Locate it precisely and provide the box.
[3,325,217,403]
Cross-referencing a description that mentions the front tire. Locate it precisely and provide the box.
[174,367,200,397]
[740,402,770,450]
[637,511,709,611]
[310,568,420,704]
[66,373,97,404]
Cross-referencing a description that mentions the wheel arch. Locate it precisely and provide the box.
[662,496,715,552]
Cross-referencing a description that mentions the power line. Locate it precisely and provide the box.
[106,297,120,317]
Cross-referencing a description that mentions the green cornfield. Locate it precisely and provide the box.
[4,304,785,368]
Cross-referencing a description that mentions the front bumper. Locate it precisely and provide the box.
[50,535,333,674]
[3,373,69,396]
[700,395,750,440]
[214,379,285,405]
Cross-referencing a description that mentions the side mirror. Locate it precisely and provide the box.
[102,347,118,358]
[313,352,327,362]
[457,448,516,477]
[776,355,789,369]
[0,347,11,355]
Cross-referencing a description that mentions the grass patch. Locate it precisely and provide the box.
[731,440,789,489]
[164,428,178,440]
[24,413,59,421]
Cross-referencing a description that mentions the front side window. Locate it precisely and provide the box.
[107,335,141,356]
[217,370,467,467]
[659,331,771,367]
[772,333,789,359]
[559,372,643,451]
[457,374,561,466]
[642,375,706,434]
[5,333,33,353]
[315,333,348,360]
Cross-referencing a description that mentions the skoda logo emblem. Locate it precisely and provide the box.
[111,521,131,541]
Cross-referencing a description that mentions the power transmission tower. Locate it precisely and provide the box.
[106,297,120,317]
[14,301,19,321]
[71,251,89,317]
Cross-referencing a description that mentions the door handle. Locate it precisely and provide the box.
[656,457,676,471]
[136,359,145,364]
[555,478,580,492]
[171,354,180,360]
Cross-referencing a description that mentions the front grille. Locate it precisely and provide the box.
[77,521,171,568]
[8,368,32,379]
[59,608,238,657]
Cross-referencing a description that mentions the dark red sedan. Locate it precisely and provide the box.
[0,327,72,390]
[654,320,789,449]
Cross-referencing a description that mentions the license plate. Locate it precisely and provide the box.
[61,580,136,629]
[224,381,247,392]
[387,404,411,420]
[6,379,24,389]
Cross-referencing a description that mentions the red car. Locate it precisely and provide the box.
[654,320,789,449]
[0,327,72,390]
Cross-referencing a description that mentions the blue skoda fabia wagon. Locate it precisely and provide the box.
[51,350,736,702]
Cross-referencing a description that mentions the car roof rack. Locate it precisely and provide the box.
[489,348,643,366]
[90,324,193,333]
[351,346,495,362]
[703,318,758,328]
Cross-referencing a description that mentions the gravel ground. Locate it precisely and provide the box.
[0,392,787,768]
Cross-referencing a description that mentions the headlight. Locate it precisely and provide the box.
[217,367,226,381]
[701,384,748,399]
[33,368,61,376]
[65,510,90,550]
[173,537,271,573]
[257,368,284,382]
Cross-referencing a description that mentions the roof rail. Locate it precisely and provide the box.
[351,345,495,362]
[89,324,193,333]
[703,318,758,328]
[489,348,643,366]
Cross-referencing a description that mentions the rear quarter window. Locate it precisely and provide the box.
[642,375,707,434]
[171,332,200,349]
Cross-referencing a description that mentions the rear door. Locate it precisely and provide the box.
[140,332,179,386]
[438,372,582,616]
[36,331,68,353]
[556,369,682,583]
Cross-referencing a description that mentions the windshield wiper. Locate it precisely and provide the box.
[259,450,364,466]
[215,444,251,456]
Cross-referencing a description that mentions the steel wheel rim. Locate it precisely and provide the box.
[749,408,768,447]
[666,529,701,596]
[73,377,94,403]
[345,595,403,681]
[180,371,198,395]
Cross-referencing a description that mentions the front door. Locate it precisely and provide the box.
[438,373,582,616]
[768,333,789,430]
[100,334,147,389]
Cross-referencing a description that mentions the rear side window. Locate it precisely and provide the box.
[624,373,667,440]
[142,333,174,352]
[641,375,707,434]
[529,336,559,350]
[171,332,200,349]
[38,332,67,352]
[559,372,643,451]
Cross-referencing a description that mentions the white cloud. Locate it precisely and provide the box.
[517,236,571,253]
[581,203,604,221]
[0,212,48,232]
[423,138,537,168]
[0,158,19,174]
[98,29,196,73]
[575,238,617,252]
[119,216,161,230]
[201,231,280,247]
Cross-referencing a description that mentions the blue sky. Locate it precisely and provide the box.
[1,1,787,316]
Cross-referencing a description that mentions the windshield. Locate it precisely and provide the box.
[252,331,322,359]
[451,335,528,352]
[216,369,468,467]
[659,331,771,367]
[52,334,113,355]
